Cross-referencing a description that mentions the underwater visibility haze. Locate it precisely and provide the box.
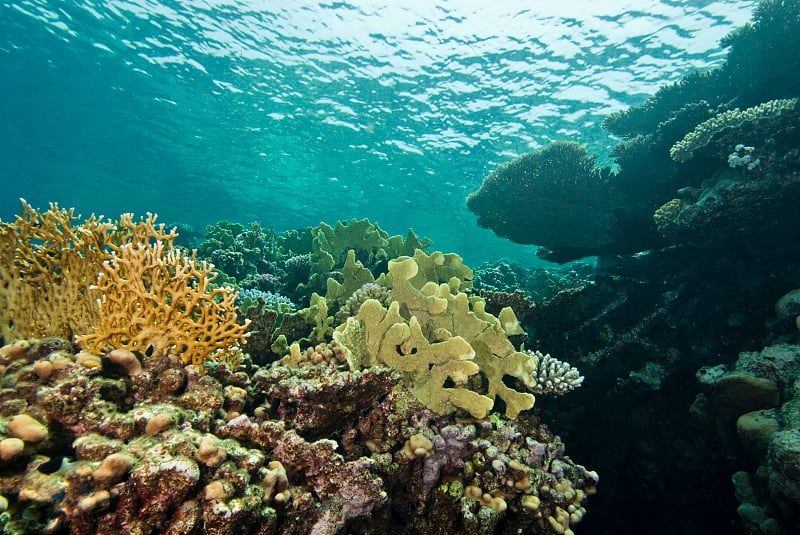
[0,0,757,265]
[3,1,800,534]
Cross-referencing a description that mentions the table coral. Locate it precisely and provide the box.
[466,141,618,256]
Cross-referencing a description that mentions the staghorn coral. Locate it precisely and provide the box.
[76,240,249,366]
[0,199,176,343]
[522,350,584,396]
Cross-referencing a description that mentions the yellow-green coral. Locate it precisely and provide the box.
[335,251,583,419]
[334,299,493,418]
[311,220,432,274]
[299,293,335,343]
[312,219,387,273]
[325,250,377,307]
[293,220,431,300]
[395,249,473,291]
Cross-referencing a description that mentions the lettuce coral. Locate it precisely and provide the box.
[335,250,583,419]
[334,298,494,418]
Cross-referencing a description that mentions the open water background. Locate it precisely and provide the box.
[0,0,757,265]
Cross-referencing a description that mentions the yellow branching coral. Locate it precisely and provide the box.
[0,199,175,341]
[76,241,249,365]
[0,200,247,366]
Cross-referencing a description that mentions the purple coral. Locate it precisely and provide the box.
[253,272,281,292]
[423,424,477,494]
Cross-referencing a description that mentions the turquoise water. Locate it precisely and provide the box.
[0,0,756,266]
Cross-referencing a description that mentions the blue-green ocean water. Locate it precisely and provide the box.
[0,0,756,266]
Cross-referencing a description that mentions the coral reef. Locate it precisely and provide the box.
[197,220,279,282]
[692,344,800,534]
[0,200,247,368]
[602,0,800,140]
[0,203,593,534]
[477,289,535,327]
[0,324,593,534]
[9,5,800,535]
[334,282,393,324]
[459,7,800,531]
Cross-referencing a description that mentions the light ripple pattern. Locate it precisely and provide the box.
[0,0,756,265]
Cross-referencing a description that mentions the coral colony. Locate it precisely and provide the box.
[0,203,591,534]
